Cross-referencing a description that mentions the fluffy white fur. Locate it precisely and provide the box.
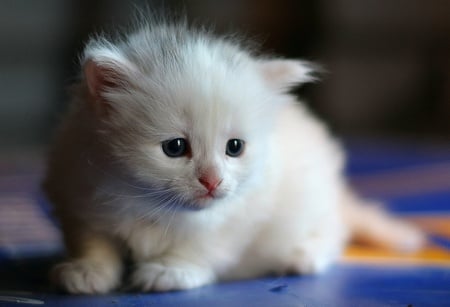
[45,21,425,294]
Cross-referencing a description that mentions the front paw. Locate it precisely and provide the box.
[288,241,342,275]
[51,259,121,294]
[131,261,215,292]
[289,248,333,275]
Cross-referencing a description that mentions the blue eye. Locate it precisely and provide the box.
[162,138,188,157]
[226,139,245,157]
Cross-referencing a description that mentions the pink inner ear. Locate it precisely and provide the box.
[84,60,120,99]
[260,60,316,90]
[262,61,293,83]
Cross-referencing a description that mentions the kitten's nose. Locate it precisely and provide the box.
[198,175,222,193]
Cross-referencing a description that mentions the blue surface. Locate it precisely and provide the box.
[344,139,450,175]
[1,264,449,306]
[386,191,450,214]
[1,141,450,306]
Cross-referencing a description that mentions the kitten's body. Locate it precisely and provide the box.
[45,21,424,294]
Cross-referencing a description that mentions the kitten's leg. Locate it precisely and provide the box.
[288,213,348,275]
[342,191,426,252]
[51,230,122,294]
[131,256,215,292]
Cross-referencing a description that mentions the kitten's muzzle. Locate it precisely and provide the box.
[198,176,222,194]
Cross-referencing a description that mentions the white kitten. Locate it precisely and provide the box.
[44,20,425,294]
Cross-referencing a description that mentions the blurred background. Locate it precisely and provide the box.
[1,0,449,149]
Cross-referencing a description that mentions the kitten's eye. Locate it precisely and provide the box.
[226,139,245,157]
[162,138,188,157]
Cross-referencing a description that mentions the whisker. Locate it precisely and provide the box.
[162,203,178,237]
[133,190,181,223]
[86,158,164,192]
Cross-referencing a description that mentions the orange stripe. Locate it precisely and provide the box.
[405,216,450,238]
[344,216,450,266]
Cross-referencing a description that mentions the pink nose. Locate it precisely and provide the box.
[198,176,222,192]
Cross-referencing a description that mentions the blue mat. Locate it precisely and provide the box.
[1,140,449,306]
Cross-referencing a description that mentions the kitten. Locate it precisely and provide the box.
[44,20,425,294]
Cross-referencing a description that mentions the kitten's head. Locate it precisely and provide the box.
[81,24,316,210]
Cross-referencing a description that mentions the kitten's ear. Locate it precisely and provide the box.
[259,59,319,91]
[82,47,140,112]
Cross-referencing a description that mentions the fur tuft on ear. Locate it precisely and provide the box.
[82,44,140,102]
[259,59,320,91]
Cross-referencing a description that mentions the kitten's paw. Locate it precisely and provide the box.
[51,259,120,294]
[288,241,342,275]
[289,249,332,274]
[132,261,215,292]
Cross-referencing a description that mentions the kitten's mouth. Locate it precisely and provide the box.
[192,190,226,207]
[194,194,216,207]
[198,192,215,199]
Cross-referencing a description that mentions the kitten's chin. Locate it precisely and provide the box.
[184,192,228,211]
